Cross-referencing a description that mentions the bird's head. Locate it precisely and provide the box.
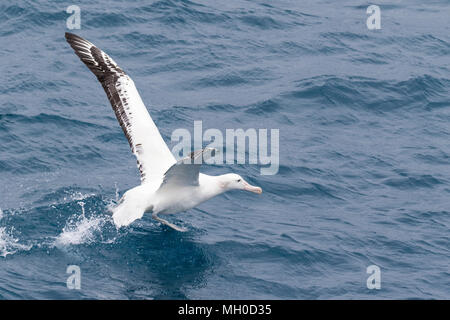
[218,173,262,194]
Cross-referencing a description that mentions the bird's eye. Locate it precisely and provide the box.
[237,179,241,182]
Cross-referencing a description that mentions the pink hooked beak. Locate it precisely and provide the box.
[243,181,262,194]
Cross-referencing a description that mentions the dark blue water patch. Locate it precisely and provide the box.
[244,98,282,114]
[394,210,449,228]
[349,52,390,65]
[118,32,180,49]
[321,31,372,42]
[85,12,147,28]
[0,3,66,37]
[45,98,90,108]
[319,32,363,54]
[215,240,353,270]
[95,131,125,145]
[380,34,450,56]
[22,186,99,207]
[283,75,449,112]
[0,113,107,130]
[1,74,70,94]
[349,4,405,11]
[263,177,347,202]
[188,67,275,89]
[238,14,284,30]
[1,156,53,174]
[138,0,232,28]
[190,71,247,88]
[1,4,26,17]
[383,174,443,190]
[414,151,450,165]
[0,102,21,114]
[274,40,318,56]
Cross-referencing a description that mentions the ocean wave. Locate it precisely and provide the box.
[139,0,231,26]
[0,113,106,129]
[383,174,444,190]
[0,2,66,37]
[284,75,449,111]
[0,74,70,94]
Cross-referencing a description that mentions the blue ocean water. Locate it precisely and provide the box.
[0,0,449,299]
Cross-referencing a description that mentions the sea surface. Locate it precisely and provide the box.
[0,0,449,299]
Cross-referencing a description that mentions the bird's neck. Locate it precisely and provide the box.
[199,174,226,199]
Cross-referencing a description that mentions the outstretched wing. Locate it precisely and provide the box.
[65,32,176,182]
[158,148,217,190]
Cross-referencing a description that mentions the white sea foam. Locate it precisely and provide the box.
[0,227,31,258]
[63,191,95,202]
[54,201,116,247]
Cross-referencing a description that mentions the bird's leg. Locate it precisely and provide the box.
[152,212,187,232]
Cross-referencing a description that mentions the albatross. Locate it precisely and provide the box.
[65,33,262,231]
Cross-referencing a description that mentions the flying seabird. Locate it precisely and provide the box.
[65,33,262,231]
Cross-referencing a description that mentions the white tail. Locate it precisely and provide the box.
[112,186,148,227]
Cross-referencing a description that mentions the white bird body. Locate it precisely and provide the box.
[153,174,220,214]
[112,173,233,230]
[66,33,262,231]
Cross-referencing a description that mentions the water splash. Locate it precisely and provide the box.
[114,183,120,202]
[54,201,116,247]
[0,226,31,258]
[63,191,96,203]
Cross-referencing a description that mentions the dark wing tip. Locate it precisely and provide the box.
[65,32,89,46]
[65,32,126,82]
[65,32,76,40]
[65,32,92,56]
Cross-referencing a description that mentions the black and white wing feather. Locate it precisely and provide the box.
[65,32,175,182]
